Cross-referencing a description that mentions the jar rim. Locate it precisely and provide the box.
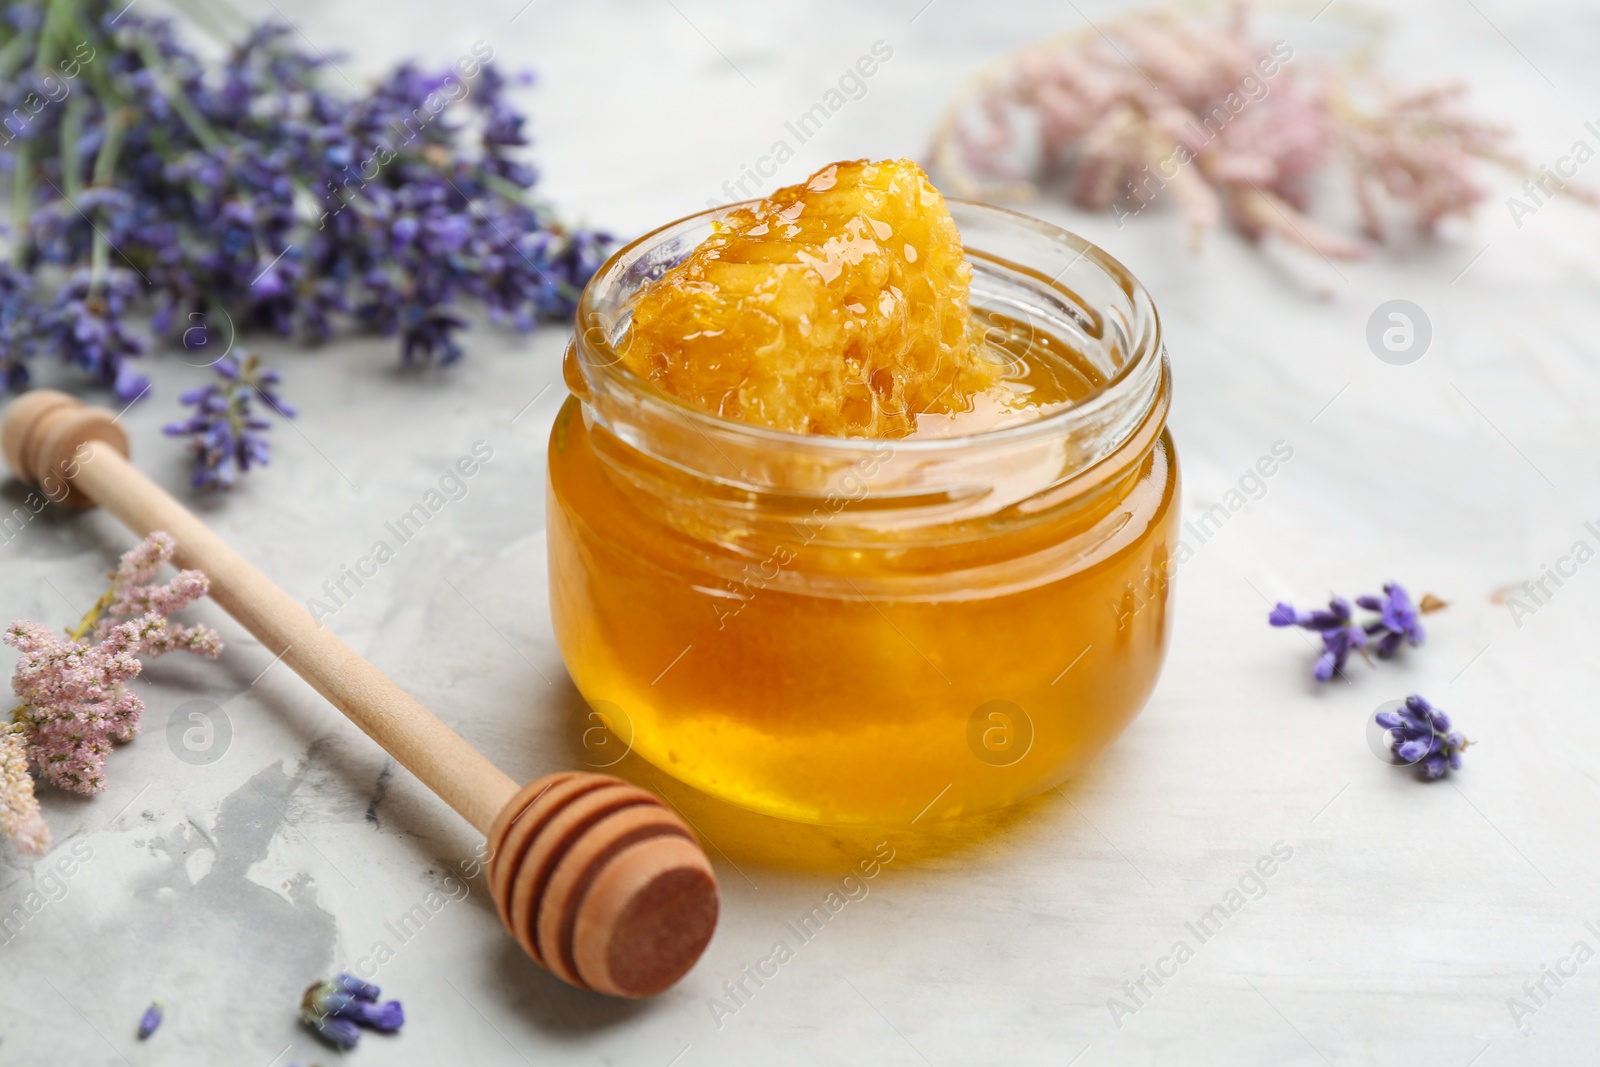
[571,198,1163,459]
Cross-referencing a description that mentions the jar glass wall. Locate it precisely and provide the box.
[548,201,1178,826]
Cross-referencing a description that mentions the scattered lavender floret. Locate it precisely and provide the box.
[301,973,404,1050]
[1376,694,1468,779]
[137,1001,163,1039]
[1270,581,1444,682]
[163,354,295,490]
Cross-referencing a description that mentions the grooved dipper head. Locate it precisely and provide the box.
[486,772,719,997]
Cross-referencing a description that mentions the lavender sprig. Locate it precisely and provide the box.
[1270,581,1445,682]
[1376,694,1469,779]
[163,353,294,490]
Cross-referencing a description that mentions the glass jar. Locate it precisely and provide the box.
[548,200,1178,826]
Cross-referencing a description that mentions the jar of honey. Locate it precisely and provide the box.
[549,200,1177,826]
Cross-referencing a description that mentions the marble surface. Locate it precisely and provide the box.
[5,0,1600,1064]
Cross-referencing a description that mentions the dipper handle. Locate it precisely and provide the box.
[0,391,717,997]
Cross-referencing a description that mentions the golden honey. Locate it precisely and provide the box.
[548,197,1178,826]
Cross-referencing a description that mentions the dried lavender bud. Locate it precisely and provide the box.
[137,1001,163,1039]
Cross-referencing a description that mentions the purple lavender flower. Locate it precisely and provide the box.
[163,353,294,490]
[43,270,149,402]
[301,973,404,1049]
[1269,596,1367,681]
[0,265,41,392]
[137,1001,163,1039]
[1356,581,1426,658]
[2,0,612,486]
[1271,582,1445,681]
[1375,694,1468,779]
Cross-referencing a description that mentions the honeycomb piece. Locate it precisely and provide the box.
[620,159,997,437]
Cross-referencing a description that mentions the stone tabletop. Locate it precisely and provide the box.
[4,0,1600,1064]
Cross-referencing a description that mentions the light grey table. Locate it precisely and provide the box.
[4,1,1599,1063]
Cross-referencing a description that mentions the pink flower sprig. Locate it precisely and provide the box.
[1,724,48,855]
[0,532,222,855]
[929,2,1598,259]
[93,531,222,657]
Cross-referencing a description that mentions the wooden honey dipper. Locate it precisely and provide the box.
[1,390,718,998]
